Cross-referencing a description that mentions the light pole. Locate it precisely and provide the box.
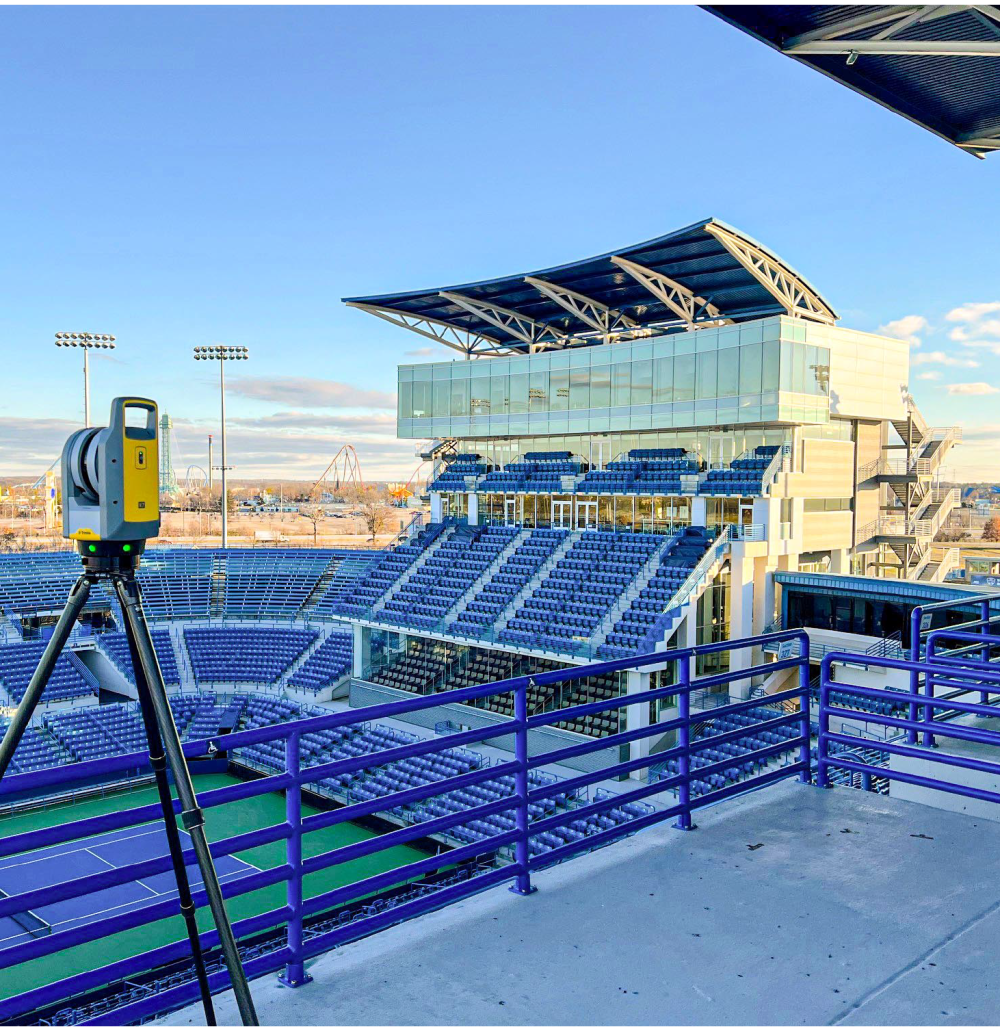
[54,332,116,427]
[193,345,248,548]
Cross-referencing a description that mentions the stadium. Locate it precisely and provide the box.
[5,210,1000,1029]
[3,207,1000,1026]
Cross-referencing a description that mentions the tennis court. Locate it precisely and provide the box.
[0,823,257,950]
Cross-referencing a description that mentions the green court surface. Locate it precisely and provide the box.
[0,773,427,1000]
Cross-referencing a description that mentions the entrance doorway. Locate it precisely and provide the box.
[576,501,598,530]
[553,499,573,529]
[504,497,519,526]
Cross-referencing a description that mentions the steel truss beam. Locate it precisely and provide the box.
[701,224,837,324]
[522,276,638,334]
[782,5,1000,57]
[437,291,568,352]
[609,256,731,330]
[345,302,519,357]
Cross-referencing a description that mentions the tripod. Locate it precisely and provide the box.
[0,545,258,1026]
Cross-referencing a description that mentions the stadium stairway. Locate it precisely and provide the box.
[369,525,458,617]
[493,531,580,635]
[444,528,528,623]
[209,555,227,618]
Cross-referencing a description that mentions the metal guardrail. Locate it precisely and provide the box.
[0,630,811,1024]
[731,523,765,542]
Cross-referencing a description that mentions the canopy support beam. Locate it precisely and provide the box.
[345,302,518,357]
[609,256,730,330]
[522,276,638,334]
[438,291,568,352]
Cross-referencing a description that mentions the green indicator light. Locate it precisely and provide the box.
[88,544,97,553]
[122,544,132,552]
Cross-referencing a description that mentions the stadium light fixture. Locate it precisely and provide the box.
[193,345,249,547]
[54,332,117,428]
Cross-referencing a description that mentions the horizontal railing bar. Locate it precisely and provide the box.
[300,832,519,920]
[823,730,1000,777]
[301,760,522,835]
[823,681,1000,715]
[821,704,1000,747]
[825,757,1000,807]
[822,650,1000,685]
[301,795,517,877]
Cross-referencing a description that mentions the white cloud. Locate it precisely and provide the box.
[917,371,940,380]
[945,302,1000,323]
[227,376,396,410]
[960,340,1000,355]
[878,314,927,347]
[946,382,999,396]
[911,351,979,367]
[404,347,435,358]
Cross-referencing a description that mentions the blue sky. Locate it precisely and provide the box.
[1,5,998,481]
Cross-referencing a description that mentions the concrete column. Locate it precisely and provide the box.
[430,493,443,522]
[728,556,755,683]
[690,496,708,528]
[829,547,850,574]
[352,623,370,679]
[625,669,651,780]
[467,492,479,525]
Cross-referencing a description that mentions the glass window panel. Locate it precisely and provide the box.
[551,367,570,412]
[529,369,548,413]
[612,361,631,406]
[674,354,696,401]
[632,359,652,406]
[433,379,450,418]
[471,377,491,417]
[398,381,412,419]
[762,340,780,392]
[450,377,469,417]
[590,361,611,408]
[717,348,738,397]
[569,366,590,410]
[793,344,807,393]
[653,356,673,403]
[696,351,717,400]
[739,343,762,395]
[491,376,509,414]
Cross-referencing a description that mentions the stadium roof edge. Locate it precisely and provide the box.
[702,5,1000,160]
[343,217,839,357]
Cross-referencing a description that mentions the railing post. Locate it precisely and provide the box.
[907,607,921,745]
[279,730,311,988]
[797,636,812,784]
[673,654,696,830]
[922,638,937,748]
[509,678,536,896]
[816,660,830,788]
[979,599,991,712]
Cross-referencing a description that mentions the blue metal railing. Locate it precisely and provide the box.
[816,643,1000,805]
[0,630,811,1024]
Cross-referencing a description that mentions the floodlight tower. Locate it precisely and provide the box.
[193,345,248,547]
[159,413,179,494]
[54,332,116,427]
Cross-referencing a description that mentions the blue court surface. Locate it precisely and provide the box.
[0,825,257,950]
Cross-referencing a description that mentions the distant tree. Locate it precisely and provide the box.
[301,504,324,547]
[355,487,390,542]
[983,517,1000,542]
[0,530,18,552]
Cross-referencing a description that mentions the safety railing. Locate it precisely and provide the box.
[816,647,1000,804]
[0,630,811,1025]
[730,523,765,542]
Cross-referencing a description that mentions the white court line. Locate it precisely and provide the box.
[0,826,166,874]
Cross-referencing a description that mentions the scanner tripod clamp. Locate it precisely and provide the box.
[0,398,258,1026]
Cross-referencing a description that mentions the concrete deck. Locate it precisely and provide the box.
[159,782,1000,1026]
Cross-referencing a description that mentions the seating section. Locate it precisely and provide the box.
[380,525,518,630]
[45,705,148,761]
[0,641,98,703]
[429,453,488,491]
[0,552,114,615]
[449,529,567,637]
[334,524,447,618]
[499,531,661,652]
[478,452,581,493]
[170,693,247,740]
[96,630,181,686]
[222,550,333,619]
[136,551,214,620]
[817,686,909,718]
[183,627,316,683]
[599,527,713,658]
[308,552,382,619]
[699,445,781,496]
[576,448,698,494]
[287,632,353,692]
[654,705,800,796]
[0,722,74,774]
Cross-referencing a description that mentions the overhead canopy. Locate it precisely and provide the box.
[703,5,1000,159]
[344,217,837,358]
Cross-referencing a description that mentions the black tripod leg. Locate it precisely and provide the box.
[0,574,91,781]
[114,576,259,1027]
[121,609,218,1025]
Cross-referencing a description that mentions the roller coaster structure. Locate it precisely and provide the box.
[314,445,363,491]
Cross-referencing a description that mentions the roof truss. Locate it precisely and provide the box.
[609,256,731,329]
[701,224,837,324]
[522,276,638,334]
[345,302,520,357]
[438,291,568,351]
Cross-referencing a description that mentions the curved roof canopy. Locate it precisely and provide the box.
[704,5,1000,159]
[344,218,837,358]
